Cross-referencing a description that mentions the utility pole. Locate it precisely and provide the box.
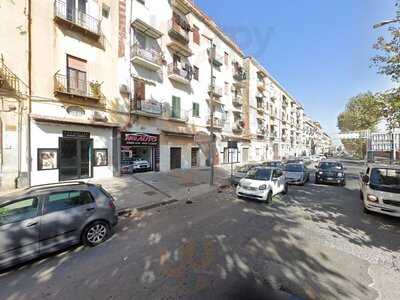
[207,37,215,186]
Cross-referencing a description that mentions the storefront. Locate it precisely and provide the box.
[120,132,160,174]
[30,116,116,186]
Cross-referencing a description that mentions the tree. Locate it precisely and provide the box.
[337,93,382,158]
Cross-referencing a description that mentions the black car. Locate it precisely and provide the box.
[315,161,346,186]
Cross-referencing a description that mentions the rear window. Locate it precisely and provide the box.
[319,162,343,170]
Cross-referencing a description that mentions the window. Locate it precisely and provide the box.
[192,102,200,117]
[46,191,94,214]
[67,55,87,94]
[193,66,199,81]
[0,198,39,226]
[193,25,200,45]
[172,96,181,119]
[223,148,239,164]
[102,3,110,18]
[224,82,229,95]
[224,52,229,65]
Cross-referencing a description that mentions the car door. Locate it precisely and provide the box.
[39,190,96,253]
[277,169,285,192]
[271,170,281,195]
[0,197,41,268]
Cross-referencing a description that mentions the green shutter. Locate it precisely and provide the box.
[172,96,181,119]
[192,102,199,117]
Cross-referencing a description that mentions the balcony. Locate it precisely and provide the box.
[168,63,192,85]
[54,73,102,101]
[0,56,28,96]
[131,44,163,71]
[257,102,265,113]
[168,19,190,45]
[232,120,245,133]
[208,48,224,67]
[232,95,243,106]
[170,0,191,15]
[207,117,225,130]
[53,0,101,39]
[257,128,266,137]
[257,81,266,91]
[209,84,223,98]
[257,114,265,121]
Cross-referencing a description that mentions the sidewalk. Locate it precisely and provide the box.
[90,167,230,212]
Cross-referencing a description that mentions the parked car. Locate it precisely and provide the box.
[285,163,310,185]
[121,158,151,173]
[231,163,262,185]
[360,164,400,217]
[236,167,288,203]
[285,158,304,165]
[0,182,118,270]
[263,161,285,171]
[315,161,346,186]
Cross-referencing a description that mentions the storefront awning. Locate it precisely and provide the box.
[30,114,120,128]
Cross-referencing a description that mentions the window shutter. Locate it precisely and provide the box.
[172,96,181,119]
[134,79,145,101]
[193,26,200,44]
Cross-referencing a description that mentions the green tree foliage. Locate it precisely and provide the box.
[337,93,382,158]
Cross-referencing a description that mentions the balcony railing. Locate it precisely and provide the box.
[209,84,223,97]
[54,0,101,37]
[257,81,266,91]
[131,44,163,69]
[208,48,224,67]
[207,117,225,129]
[232,121,245,133]
[257,128,266,136]
[54,73,101,100]
[0,56,28,96]
[168,63,192,84]
[232,95,243,106]
[233,69,246,81]
[168,19,190,44]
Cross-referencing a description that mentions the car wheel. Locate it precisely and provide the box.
[282,184,288,195]
[82,221,110,247]
[266,192,273,204]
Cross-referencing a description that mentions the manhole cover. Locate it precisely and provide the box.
[144,191,158,196]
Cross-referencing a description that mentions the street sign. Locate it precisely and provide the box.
[228,141,238,149]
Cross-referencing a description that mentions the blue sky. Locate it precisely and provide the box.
[195,0,395,135]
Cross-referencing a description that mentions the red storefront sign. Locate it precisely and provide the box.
[122,133,159,146]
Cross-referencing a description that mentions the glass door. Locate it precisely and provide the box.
[59,138,93,181]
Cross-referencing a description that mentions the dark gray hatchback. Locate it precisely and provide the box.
[0,182,118,270]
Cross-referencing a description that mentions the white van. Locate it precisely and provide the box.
[360,164,400,217]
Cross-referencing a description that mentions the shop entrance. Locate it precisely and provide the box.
[191,148,199,168]
[59,133,92,181]
[170,147,182,169]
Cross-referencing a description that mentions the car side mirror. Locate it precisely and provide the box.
[362,175,370,184]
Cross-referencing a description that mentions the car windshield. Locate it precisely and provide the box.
[370,168,400,192]
[265,162,280,168]
[245,168,272,181]
[319,162,343,170]
[286,164,303,172]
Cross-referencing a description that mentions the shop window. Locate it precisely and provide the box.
[192,102,200,117]
[223,148,239,164]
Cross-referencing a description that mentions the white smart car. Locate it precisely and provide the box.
[236,167,288,203]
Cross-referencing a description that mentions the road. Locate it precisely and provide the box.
[1,162,400,299]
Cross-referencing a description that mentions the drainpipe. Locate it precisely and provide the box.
[26,0,32,187]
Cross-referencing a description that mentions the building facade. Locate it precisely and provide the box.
[0,0,332,191]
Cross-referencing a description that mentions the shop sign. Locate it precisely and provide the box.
[141,99,162,115]
[123,133,159,146]
[63,131,90,139]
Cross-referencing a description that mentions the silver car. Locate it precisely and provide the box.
[285,163,310,185]
[0,182,118,270]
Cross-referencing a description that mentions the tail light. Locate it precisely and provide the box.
[108,200,116,209]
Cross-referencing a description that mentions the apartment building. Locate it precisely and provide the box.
[0,0,331,191]
[0,0,29,190]
[118,0,250,173]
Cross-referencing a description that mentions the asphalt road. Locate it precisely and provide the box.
[1,162,400,300]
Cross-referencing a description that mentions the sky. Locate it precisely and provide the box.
[195,0,396,137]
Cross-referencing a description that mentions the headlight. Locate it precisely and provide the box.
[318,171,323,175]
[367,195,378,202]
[337,173,343,177]
[259,184,267,190]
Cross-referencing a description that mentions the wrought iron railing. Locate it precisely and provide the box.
[54,0,101,36]
[54,73,102,99]
[207,117,225,128]
[0,56,28,96]
[232,95,243,106]
[131,44,163,66]
[168,19,190,43]
[209,84,223,97]
[167,63,192,81]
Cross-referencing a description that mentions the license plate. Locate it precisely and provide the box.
[327,178,333,181]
